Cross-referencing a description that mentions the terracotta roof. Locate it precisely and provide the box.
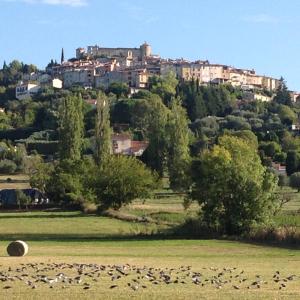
[131,141,149,153]
[112,133,131,141]
[85,99,97,105]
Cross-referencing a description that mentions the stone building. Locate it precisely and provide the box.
[76,42,152,62]
[63,68,96,88]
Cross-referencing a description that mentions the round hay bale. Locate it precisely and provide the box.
[7,240,28,257]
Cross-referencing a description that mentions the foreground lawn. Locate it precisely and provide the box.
[0,240,299,299]
[0,211,299,299]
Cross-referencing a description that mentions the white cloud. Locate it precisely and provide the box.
[242,14,280,24]
[42,0,87,7]
[2,0,88,7]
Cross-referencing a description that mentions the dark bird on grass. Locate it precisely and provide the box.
[110,285,118,289]
[111,274,121,281]
[3,286,12,289]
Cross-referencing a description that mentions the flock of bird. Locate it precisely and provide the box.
[0,262,297,292]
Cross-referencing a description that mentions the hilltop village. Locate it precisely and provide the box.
[15,42,299,102]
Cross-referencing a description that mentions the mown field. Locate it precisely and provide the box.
[0,177,300,299]
[0,174,30,190]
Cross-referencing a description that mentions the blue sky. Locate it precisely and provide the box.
[0,0,299,90]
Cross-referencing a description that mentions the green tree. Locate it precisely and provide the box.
[43,158,95,205]
[150,72,178,105]
[110,99,135,124]
[278,174,289,189]
[94,92,111,165]
[107,82,129,99]
[138,94,170,176]
[273,77,292,106]
[286,150,300,176]
[226,130,258,149]
[278,104,297,126]
[290,172,300,192]
[0,159,17,174]
[281,131,300,152]
[167,98,191,191]
[259,141,282,158]
[58,93,84,161]
[224,115,251,131]
[29,160,54,193]
[190,135,278,234]
[93,155,156,210]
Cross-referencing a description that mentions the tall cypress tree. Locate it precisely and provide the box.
[59,93,84,161]
[94,91,111,165]
[167,98,191,191]
[2,61,7,70]
[61,48,65,64]
[142,94,170,177]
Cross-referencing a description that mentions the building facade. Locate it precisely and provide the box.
[77,42,152,62]
[16,83,40,100]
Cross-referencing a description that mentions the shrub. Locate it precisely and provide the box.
[249,226,300,245]
[290,172,300,192]
[278,174,289,189]
[15,190,31,210]
[0,159,17,174]
[26,141,59,155]
[0,127,37,141]
[81,202,98,214]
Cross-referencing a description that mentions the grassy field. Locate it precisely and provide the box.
[274,187,300,228]
[0,180,300,299]
[0,174,30,189]
[0,209,299,299]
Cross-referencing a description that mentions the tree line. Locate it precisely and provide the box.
[0,62,298,236]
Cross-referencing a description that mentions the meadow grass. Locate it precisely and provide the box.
[0,173,30,189]
[0,174,29,181]
[274,187,300,228]
[0,182,300,298]
[0,210,300,299]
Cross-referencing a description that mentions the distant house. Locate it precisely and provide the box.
[16,82,40,100]
[84,99,97,108]
[290,91,300,103]
[0,189,49,208]
[112,133,132,155]
[111,133,148,156]
[243,91,272,102]
[49,78,63,89]
[291,124,300,131]
[272,162,286,176]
